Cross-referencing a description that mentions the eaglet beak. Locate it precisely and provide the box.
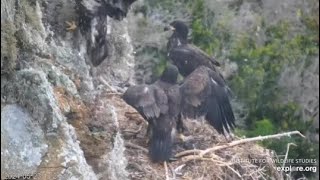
[164,25,175,31]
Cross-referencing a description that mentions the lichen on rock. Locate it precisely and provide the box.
[1,104,48,179]
[1,0,136,179]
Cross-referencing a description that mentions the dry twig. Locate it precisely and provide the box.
[122,125,143,135]
[176,131,305,160]
[164,161,170,180]
[125,142,148,153]
[227,165,242,179]
[106,92,123,96]
[281,143,297,178]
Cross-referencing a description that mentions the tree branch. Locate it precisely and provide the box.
[282,143,297,169]
[125,142,148,153]
[175,131,305,159]
[164,161,170,180]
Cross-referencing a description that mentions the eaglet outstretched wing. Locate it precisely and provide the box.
[123,85,169,120]
[180,66,235,135]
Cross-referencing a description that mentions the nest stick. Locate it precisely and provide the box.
[226,165,242,178]
[176,131,305,158]
[175,149,202,158]
[281,143,297,177]
[125,142,148,153]
[164,161,170,180]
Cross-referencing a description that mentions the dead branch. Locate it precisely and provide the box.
[122,125,143,135]
[99,77,117,92]
[125,111,140,116]
[128,162,149,174]
[175,149,202,158]
[176,131,305,159]
[182,155,213,162]
[106,92,123,96]
[168,163,176,180]
[227,165,242,179]
[164,161,170,180]
[125,142,148,153]
[281,143,297,177]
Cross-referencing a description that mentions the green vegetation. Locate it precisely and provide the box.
[190,0,231,57]
[192,1,319,179]
[190,1,319,178]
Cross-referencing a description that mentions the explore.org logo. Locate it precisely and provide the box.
[276,165,317,173]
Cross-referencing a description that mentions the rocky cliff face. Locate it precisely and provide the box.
[1,0,135,179]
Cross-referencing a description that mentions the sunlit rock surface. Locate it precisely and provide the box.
[1,104,48,178]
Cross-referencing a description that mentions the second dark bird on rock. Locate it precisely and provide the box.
[76,0,137,66]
